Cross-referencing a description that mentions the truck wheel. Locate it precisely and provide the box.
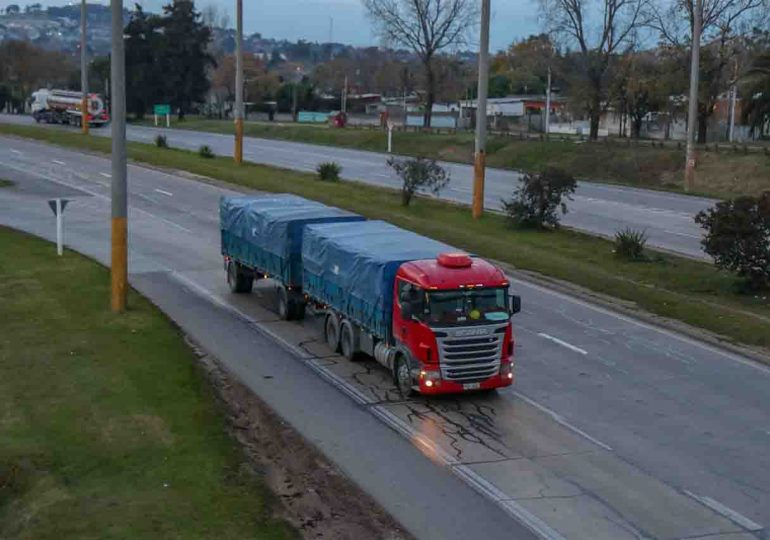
[324,314,340,352]
[277,287,292,320]
[227,262,253,293]
[395,356,416,398]
[340,324,358,362]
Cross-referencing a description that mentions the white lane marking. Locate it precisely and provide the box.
[168,270,567,540]
[683,491,763,532]
[154,188,173,197]
[52,159,66,165]
[538,332,588,355]
[513,391,614,452]
[100,172,112,178]
[512,275,770,376]
[10,149,21,154]
[664,229,701,239]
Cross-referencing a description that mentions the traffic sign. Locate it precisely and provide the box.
[48,198,69,216]
[154,104,171,116]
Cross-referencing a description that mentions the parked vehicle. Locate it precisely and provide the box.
[30,89,110,127]
[220,194,522,396]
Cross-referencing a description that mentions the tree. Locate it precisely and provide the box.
[124,5,164,118]
[610,51,664,138]
[649,0,768,142]
[540,0,646,139]
[5,4,20,15]
[387,156,450,206]
[502,168,577,229]
[741,32,770,136]
[491,34,559,95]
[160,0,215,118]
[0,40,72,105]
[363,0,476,127]
[695,192,770,291]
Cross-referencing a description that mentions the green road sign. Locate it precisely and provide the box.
[154,104,171,115]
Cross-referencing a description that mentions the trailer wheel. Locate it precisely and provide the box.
[227,261,253,293]
[395,355,416,398]
[277,286,292,320]
[324,314,340,352]
[340,323,359,362]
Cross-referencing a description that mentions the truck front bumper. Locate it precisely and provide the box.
[416,371,514,395]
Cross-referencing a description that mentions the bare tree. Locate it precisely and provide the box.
[540,0,646,139]
[649,0,767,142]
[363,0,476,127]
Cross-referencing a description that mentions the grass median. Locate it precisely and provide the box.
[0,226,295,539]
[134,117,770,199]
[1,123,769,352]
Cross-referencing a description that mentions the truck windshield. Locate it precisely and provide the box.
[425,288,509,326]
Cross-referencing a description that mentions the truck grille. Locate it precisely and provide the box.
[435,325,505,383]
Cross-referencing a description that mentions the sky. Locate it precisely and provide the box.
[0,0,539,52]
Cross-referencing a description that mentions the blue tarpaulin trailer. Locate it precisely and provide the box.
[301,220,455,338]
[220,195,364,287]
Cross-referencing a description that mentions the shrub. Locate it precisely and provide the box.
[614,228,648,261]
[386,156,450,206]
[502,167,577,229]
[198,145,215,159]
[695,191,770,291]
[316,161,341,182]
[154,134,168,148]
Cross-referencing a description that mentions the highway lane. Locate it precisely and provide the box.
[0,113,714,259]
[1,136,768,539]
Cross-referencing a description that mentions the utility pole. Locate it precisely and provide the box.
[472,0,490,219]
[342,75,348,114]
[111,0,127,313]
[684,0,702,192]
[545,65,552,136]
[80,0,89,135]
[728,60,738,143]
[234,0,243,164]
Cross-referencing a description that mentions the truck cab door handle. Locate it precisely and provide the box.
[401,326,407,336]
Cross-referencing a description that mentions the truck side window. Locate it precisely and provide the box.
[397,280,425,320]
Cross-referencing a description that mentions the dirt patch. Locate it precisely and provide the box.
[188,339,412,540]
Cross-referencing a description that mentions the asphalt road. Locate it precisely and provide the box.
[1,136,768,539]
[0,113,715,259]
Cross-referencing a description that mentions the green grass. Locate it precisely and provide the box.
[0,179,13,188]
[136,117,770,199]
[0,226,295,539]
[2,123,769,351]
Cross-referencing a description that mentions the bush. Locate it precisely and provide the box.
[198,145,215,159]
[386,156,450,206]
[154,134,168,148]
[695,191,770,291]
[614,228,648,261]
[316,161,341,182]
[502,167,577,229]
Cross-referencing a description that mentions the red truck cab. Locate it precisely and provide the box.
[391,253,519,396]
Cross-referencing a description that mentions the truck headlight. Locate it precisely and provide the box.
[420,370,441,386]
[500,363,513,379]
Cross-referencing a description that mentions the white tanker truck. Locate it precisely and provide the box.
[31,89,110,127]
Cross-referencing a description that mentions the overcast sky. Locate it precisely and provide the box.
[0,0,539,52]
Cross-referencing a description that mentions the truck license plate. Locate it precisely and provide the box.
[463,382,481,390]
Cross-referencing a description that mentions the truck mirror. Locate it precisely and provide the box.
[401,301,414,320]
[509,295,522,315]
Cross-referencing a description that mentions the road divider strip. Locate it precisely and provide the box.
[537,332,588,355]
[683,491,764,533]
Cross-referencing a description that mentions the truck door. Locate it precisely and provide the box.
[394,279,426,354]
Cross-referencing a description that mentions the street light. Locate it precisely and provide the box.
[80,0,89,135]
[472,0,490,219]
[234,0,244,164]
[684,0,703,192]
[111,0,127,312]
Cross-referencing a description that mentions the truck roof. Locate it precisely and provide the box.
[399,257,508,290]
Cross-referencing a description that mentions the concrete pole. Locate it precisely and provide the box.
[728,60,738,142]
[111,0,127,313]
[80,0,89,135]
[545,66,551,136]
[472,0,490,219]
[234,0,244,164]
[56,199,63,256]
[684,0,702,192]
